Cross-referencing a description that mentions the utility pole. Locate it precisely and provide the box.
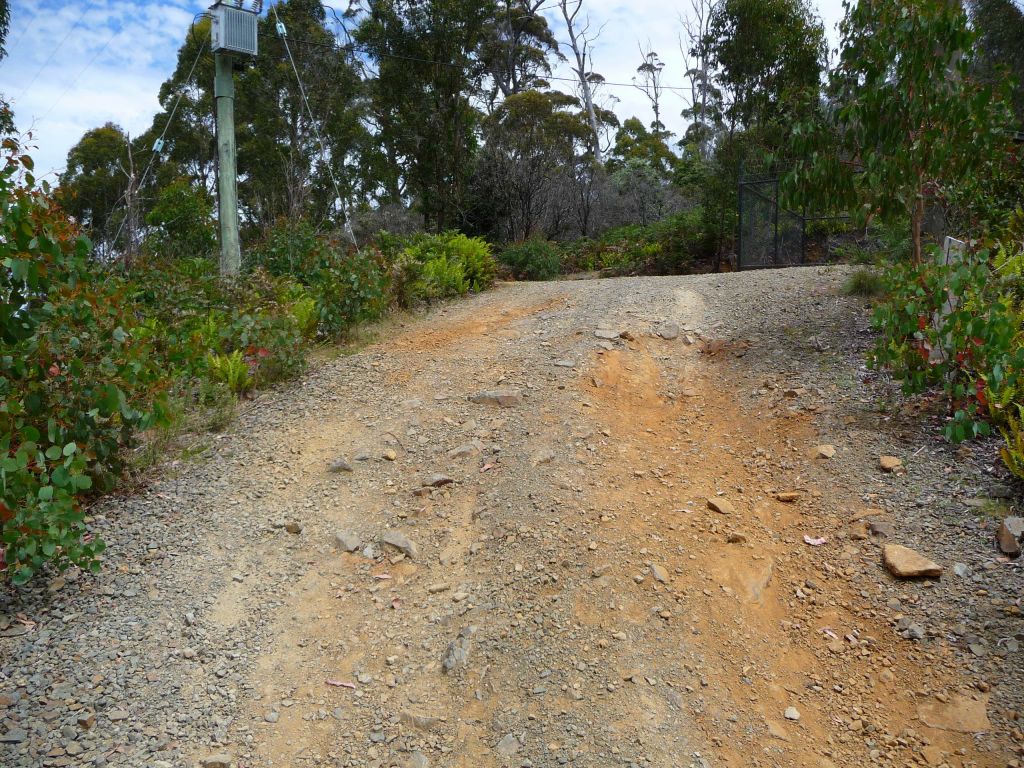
[209,1,259,277]
[214,51,241,276]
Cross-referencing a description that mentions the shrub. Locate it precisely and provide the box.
[388,232,496,306]
[420,255,468,298]
[1,137,168,583]
[871,248,1024,442]
[144,177,216,259]
[313,247,390,337]
[500,239,561,281]
[206,351,253,395]
[844,268,885,297]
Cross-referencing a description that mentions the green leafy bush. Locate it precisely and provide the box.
[206,351,253,395]
[144,177,216,259]
[560,209,707,276]
[313,247,390,337]
[1,137,168,583]
[870,249,1024,442]
[500,240,561,280]
[388,232,496,306]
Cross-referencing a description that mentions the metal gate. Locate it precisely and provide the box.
[737,172,806,270]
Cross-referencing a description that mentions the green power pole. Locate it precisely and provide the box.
[214,51,241,276]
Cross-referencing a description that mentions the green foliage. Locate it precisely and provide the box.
[562,209,708,276]
[249,219,390,338]
[144,177,216,259]
[701,0,826,129]
[844,268,885,297]
[500,239,562,281]
[206,351,254,395]
[392,232,497,306]
[312,248,390,337]
[1,138,167,583]
[786,0,1014,262]
[870,249,1024,443]
[1000,405,1024,479]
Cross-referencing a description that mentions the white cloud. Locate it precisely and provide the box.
[1,0,850,178]
[2,0,205,176]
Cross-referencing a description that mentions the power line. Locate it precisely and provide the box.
[271,4,357,244]
[5,3,42,58]
[108,40,209,252]
[12,5,91,102]
[281,33,711,97]
[38,25,124,122]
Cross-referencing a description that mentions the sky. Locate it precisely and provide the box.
[0,0,850,179]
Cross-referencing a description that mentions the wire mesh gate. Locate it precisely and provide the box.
[737,172,806,270]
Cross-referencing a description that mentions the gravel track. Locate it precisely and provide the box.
[2,267,1022,768]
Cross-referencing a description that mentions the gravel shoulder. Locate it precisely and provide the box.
[2,266,1022,768]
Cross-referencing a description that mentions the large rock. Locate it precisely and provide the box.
[335,532,362,553]
[997,517,1024,558]
[494,733,522,757]
[883,544,943,579]
[707,497,735,515]
[917,694,990,732]
[442,626,477,674]
[879,455,903,473]
[469,390,522,408]
[658,322,680,340]
[381,530,419,560]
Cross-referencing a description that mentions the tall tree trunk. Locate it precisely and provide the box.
[560,0,603,165]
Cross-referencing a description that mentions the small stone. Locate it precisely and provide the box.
[335,532,362,553]
[996,517,1024,558]
[77,713,96,730]
[495,733,522,757]
[775,492,800,503]
[532,449,556,465]
[869,520,895,538]
[381,530,418,560]
[469,390,522,408]
[399,711,443,731]
[284,521,303,535]
[650,564,670,583]
[0,729,27,743]
[784,707,800,722]
[726,532,747,545]
[265,711,280,724]
[447,442,481,459]
[329,458,353,473]
[382,449,398,461]
[426,473,455,488]
[879,455,903,473]
[658,322,680,340]
[200,755,232,768]
[427,583,450,594]
[442,626,477,673]
[405,752,430,768]
[554,359,575,368]
[707,497,735,515]
[594,329,622,340]
[811,444,836,459]
[107,709,129,722]
[883,544,943,579]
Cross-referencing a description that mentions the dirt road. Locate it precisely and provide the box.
[2,268,1020,768]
